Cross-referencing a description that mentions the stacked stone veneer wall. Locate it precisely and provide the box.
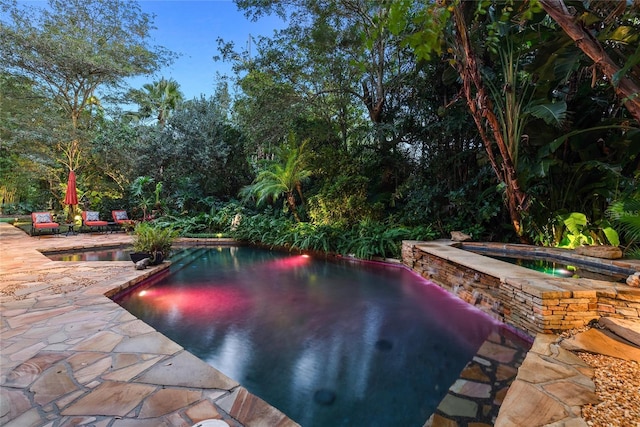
[402,240,640,338]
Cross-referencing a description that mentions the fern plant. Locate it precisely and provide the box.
[230,212,436,259]
[132,222,178,262]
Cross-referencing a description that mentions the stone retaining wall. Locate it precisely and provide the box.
[402,240,640,337]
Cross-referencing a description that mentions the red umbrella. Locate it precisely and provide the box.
[64,170,78,206]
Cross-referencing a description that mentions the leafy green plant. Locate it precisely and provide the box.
[132,222,178,262]
[336,219,437,259]
[230,211,436,259]
[130,176,154,220]
[240,136,312,222]
[307,174,377,228]
[556,212,619,249]
[607,195,640,258]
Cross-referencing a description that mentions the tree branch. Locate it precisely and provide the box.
[539,0,640,124]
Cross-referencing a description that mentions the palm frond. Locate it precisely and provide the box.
[607,198,640,242]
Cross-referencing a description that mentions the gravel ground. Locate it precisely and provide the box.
[559,325,640,427]
[579,352,640,426]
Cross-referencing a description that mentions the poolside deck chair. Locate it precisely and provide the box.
[31,212,60,236]
[82,211,108,232]
[112,210,136,228]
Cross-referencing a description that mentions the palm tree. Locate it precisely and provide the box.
[241,137,312,222]
[127,78,184,127]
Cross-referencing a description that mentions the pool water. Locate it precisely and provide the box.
[493,255,627,282]
[116,247,518,426]
[47,246,133,261]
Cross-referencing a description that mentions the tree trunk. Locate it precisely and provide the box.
[450,4,530,242]
[286,191,301,222]
[539,0,640,124]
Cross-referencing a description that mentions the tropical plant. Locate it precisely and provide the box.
[389,1,531,239]
[132,222,178,263]
[155,201,244,237]
[538,0,640,123]
[130,176,163,221]
[607,195,640,258]
[335,219,436,260]
[231,209,437,259]
[556,212,619,249]
[240,136,312,222]
[307,174,378,227]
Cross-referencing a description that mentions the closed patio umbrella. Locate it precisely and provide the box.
[64,170,78,222]
[64,170,78,206]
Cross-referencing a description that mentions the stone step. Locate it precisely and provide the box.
[598,317,640,348]
[560,327,640,362]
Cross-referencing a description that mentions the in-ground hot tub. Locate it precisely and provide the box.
[402,240,640,336]
[461,242,633,283]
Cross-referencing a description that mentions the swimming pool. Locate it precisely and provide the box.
[115,247,525,426]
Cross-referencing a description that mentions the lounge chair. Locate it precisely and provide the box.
[112,210,136,229]
[82,211,108,232]
[31,212,60,236]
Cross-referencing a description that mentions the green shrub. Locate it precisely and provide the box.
[230,210,436,259]
[132,222,178,261]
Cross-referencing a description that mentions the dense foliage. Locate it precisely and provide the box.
[231,209,437,259]
[1,0,639,258]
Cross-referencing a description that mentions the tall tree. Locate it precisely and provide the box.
[228,0,421,205]
[389,0,639,241]
[0,0,174,171]
[130,95,251,210]
[388,1,532,239]
[234,0,401,125]
[449,2,530,240]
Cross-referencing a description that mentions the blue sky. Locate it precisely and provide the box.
[18,0,285,100]
[129,0,285,99]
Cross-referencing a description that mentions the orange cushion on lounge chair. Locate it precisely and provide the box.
[34,222,59,229]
